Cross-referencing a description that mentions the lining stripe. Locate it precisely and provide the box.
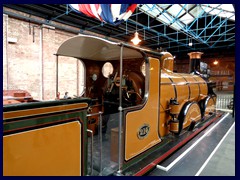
[192,76,201,101]
[180,75,191,100]
[4,103,88,120]
[160,82,206,85]
[168,77,177,100]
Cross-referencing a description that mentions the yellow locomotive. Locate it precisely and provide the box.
[3,35,216,176]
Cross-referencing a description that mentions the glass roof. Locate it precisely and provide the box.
[201,4,235,21]
[168,4,185,17]
[180,13,194,25]
[139,4,235,31]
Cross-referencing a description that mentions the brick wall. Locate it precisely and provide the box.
[175,55,235,91]
[207,57,235,91]
[3,8,85,100]
[3,8,126,100]
[3,14,8,90]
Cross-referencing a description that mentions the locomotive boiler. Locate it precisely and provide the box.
[159,52,216,136]
[3,35,217,176]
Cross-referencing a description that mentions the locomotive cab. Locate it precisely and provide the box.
[55,35,216,175]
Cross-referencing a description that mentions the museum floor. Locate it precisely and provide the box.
[147,91,235,176]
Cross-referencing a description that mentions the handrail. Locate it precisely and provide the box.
[87,129,93,176]
[232,84,235,118]
[86,111,103,176]
[86,112,103,117]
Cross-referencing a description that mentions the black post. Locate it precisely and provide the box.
[188,52,203,74]
[232,83,235,118]
[189,58,201,74]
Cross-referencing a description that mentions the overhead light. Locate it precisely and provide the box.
[189,38,193,47]
[213,60,218,65]
[131,32,141,45]
[131,7,141,45]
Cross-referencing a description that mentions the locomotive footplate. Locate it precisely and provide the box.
[120,111,226,176]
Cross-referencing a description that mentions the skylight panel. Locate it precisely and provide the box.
[157,4,172,9]
[230,16,235,21]
[167,4,185,17]
[140,4,149,12]
[204,6,214,13]
[148,6,162,16]
[208,4,221,8]
[190,6,205,18]
[140,4,158,13]
[221,4,234,12]
[170,21,184,30]
[209,8,222,15]
[157,12,172,25]
[220,11,234,18]
[145,4,154,9]
[180,13,194,24]
[181,4,195,10]
[201,4,235,21]
[139,4,163,17]
[139,8,159,19]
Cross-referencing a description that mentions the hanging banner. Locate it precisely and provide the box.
[69,4,137,25]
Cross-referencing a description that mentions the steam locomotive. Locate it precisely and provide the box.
[3,35,216,176]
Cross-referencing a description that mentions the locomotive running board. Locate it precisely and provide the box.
[121,111,224,176]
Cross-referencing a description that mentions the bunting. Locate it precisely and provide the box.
[69,4,137,25]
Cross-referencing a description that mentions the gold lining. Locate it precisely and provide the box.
[4,103,88,120]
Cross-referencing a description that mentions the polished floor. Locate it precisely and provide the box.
[147,112,235,176]
[198,91,235,176]
[146,90,235,176]
[198,123,235,176]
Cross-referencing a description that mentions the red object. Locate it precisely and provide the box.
[69,4,137,25]
[56,92,60,100]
